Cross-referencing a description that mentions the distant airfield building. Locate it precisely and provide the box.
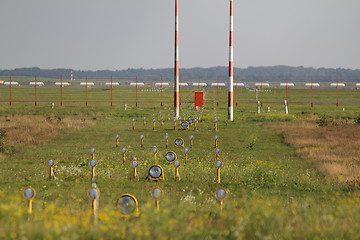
[105,82,120,86]
[29,82,45,86]
[155,82,170,87]
[280,83,295,87]
[211,83,226,87]
[80,82,95,87]
[330,83,345,87]
[234,83,245,87]
[305,83,320,87]
[130,82,145,86]
[255,83,270,87]
[192,83,207,87]
[4,81,20,86]
[55,82,70,86]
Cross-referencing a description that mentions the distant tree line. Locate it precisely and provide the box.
[1,66,360,83]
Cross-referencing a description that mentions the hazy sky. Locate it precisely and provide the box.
[1,0,359,70]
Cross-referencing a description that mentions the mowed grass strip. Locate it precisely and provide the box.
[0,87,359,239]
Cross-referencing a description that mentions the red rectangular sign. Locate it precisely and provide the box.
[194,91,204,107]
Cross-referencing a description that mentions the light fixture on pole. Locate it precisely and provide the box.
[140,135,145,148]
[184,148,189,162]
[215,160,223,184]
[47,159,55,180]
[90,148,95,159]
[132,118,136,130]
[215,148,220,161]
[131,158,139,181]
[89,159,97,181]
[189,135,194,148]
[23,186,36,214]
[143,117,147,126]
[152,146,158,162]
[115,135,120,148]
[121,148,127,163]
[165,133,169,148]
[215,188,227,211]
[151,187,163,210]
[173,160,181,182]
[87,183,100,223]
[214,135,219,148]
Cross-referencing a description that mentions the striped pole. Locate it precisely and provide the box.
[228,0,234,121]
[174,0,180,119]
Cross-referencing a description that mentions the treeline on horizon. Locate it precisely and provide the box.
[1,66,360,83]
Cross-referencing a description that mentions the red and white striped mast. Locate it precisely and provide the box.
[174,0,180,119]
[228,0,234,121]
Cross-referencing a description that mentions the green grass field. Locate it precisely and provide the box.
[0,84,359,239]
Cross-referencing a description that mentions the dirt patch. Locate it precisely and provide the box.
[265,120,360,188]
[0,115,94,146]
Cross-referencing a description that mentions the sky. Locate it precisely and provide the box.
[0,0,359,71]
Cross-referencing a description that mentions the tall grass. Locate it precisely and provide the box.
[267,116,360,186]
